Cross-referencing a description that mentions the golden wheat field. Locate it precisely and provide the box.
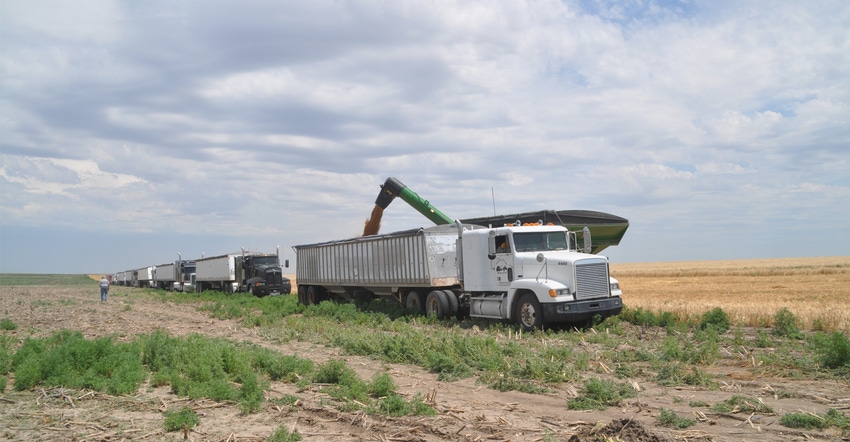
[610,256,850,332]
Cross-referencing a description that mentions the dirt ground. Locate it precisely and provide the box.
[1,283,849,441]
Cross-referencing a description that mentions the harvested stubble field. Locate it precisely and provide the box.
[0,256,848,442]
[610,256,850,332]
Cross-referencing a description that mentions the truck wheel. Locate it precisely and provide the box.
[405,290,425,313]
[426,290,449,319]
[515,293,543,331]
[306,286,322,305]
[297,285,307,305]
[442,289,459,316]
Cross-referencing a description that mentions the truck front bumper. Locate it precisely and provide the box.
[253,283,292,297]
[542,297,623,324]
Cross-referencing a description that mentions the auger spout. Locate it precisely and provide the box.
[375,177,453,225]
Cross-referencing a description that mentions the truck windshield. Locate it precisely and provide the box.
[512,232,569,252]
[252,256,279,266]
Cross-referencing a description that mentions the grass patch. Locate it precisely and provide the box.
[711,395,773,414]
[162,407,200,432]
[781,409,850,435]
[12,330,146,395]
[657,408,696,428]
[567,378,637,410]
[0,318,17,331]
[0,274,96,286]
[811,331,850,372]
[268,425,302,442]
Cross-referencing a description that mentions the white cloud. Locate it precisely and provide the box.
[1,0,848,272]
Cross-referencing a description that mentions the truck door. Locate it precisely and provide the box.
[491,234,514,286]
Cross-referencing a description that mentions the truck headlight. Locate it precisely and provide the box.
[610,282,620,291]
[548,288,571,297]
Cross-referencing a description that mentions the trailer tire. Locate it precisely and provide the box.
[442,289,459,316]
[297,285,307,305]
[306,286,325,305]
[426,290,450,319]
[404,290,425,313]
[515,293,543,331]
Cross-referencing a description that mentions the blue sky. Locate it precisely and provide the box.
[1,0,848,274]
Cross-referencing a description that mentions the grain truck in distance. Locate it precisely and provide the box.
[153,258,196,292]
[294,177,623,330]
[195,249,291,297]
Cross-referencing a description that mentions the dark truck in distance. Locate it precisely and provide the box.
[195,249,291,297]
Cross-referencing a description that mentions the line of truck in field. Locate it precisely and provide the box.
[111,248,291,297]
[112,177,630,330]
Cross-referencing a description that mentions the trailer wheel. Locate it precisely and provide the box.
[442,289,459,316]
[426,290,450,319]
[404,290,425,313]
[515,293,543,331]
[306,286,324,305]
[297,285,307,305]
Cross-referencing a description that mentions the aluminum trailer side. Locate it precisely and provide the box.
[154,262,178,290]
[294,225,462,302]
[195,254,237,292]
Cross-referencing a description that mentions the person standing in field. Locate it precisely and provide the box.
[99,275,109,302]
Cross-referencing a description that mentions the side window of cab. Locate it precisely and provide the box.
[495,235,510,253]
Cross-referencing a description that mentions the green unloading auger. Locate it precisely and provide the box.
[375,177,454,225]
[374,176,630,253]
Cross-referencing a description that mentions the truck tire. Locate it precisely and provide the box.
[442,289,459,316]
[426,290,450,319]
[404,290,425,313]
[297,285,307,305]
[515,293,543,331]
[306,286,324,305]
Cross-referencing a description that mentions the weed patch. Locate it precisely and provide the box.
[657,408,695,428]
[162,407,200,432]
[781,409,850,436]
[567,378,637,410]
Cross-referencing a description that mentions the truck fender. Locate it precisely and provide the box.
[505,280,552,321]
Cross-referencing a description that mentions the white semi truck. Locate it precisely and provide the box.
[153,259,196,292]
[136,266,154,288]
[295,222,622,330]
[154,262,178,290]
[195,249,291,297]
[293,177,623,330]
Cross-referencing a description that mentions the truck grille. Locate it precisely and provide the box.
[267,273,283,286]
[575,261,609,299]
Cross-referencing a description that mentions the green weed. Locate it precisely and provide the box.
[619,306,678,327]
[267,425,302,442]
[0,318,17,330]
[810,331,850,372]
[162,407,200,432]
[567,378,637,410]
[781,409,850,435]
[0,274,96,286]
[698,307,730,333]
[657,408,696,428]
[711,395,773,414]
[12,330,145,394]
[773,308,804,339]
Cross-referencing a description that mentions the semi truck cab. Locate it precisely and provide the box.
[461,225,622,329]
[240,254,291,297]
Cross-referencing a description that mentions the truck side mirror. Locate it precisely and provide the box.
[487,230,496,259]
[284,259,289,268]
